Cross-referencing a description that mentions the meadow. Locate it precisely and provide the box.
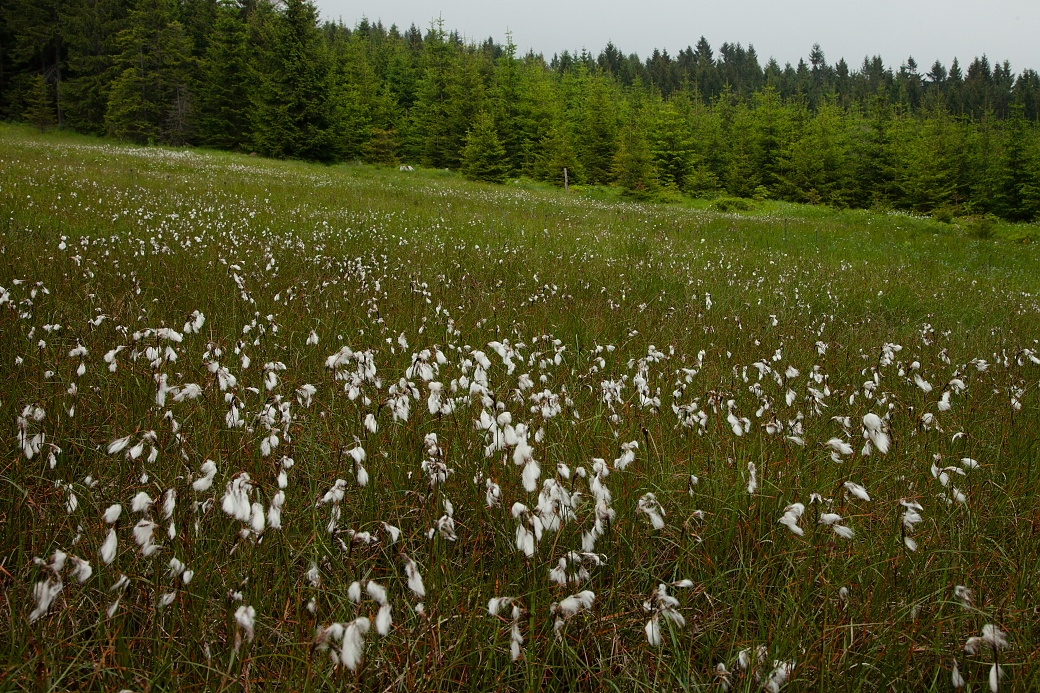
[1,122,1039,691]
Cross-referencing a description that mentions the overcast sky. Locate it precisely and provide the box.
[313,0,1040,74]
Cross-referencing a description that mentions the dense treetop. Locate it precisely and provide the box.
[3,0,1039,220]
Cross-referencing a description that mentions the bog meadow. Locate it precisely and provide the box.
[1,123,1039,691]
[3,0,1040,690]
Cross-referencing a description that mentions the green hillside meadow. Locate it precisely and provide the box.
[1,124,1039,691]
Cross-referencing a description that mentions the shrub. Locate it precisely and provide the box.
[710,197,754,212]
[965,214,997,239]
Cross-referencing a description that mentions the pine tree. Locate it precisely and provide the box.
[461,111,507,182]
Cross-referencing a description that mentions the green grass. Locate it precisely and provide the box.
[1,122,1038,691]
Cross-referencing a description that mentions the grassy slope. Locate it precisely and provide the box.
[1,123,1039,691]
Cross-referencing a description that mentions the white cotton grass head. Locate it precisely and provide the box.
[636,492,666,530]
[778,503,805,536]
[162,489,176,520]
[100,528,118,564]
[951,660,966,689]
[989,664,1003,692]
[488,596,514,616]
[340,617,371,670]
[347,581,362,603]
[843,481,871,502]
[763,660,796,693]
[233,604,256,652]
[131,491,153,514]
[29,578,63,623]
[107,436,131,456]
[861,413,890,455]
[70,555,93,583]
[403,555,425,598]
[365,581,387,606]
[375,603,392,636]
[509,612,524,661]
[192,460,217,492]
[551,590,595,620]
[643,583,686,647]
[965,624,1010,657]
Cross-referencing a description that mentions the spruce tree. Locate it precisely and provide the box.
[490,33,524,176]
[994,106,1035,220]
[779,99,850,206]
[251,0,338,161]
[105,0,194,145]
[1,0,64,122]
[59,0,127,135]
[461,111,507,182]
[649,97,695,191]
[533,119,582,185]
[723,103,760,197]
[196,0,249,149]
[23,74,57,130]
[855,89,898,207]
[412,22,455,168]
[613,119,658,198]
[580,75,619,184]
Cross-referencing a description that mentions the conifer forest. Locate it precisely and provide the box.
[3,0,1040,220]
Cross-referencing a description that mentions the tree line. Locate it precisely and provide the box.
[3,0,1039,221]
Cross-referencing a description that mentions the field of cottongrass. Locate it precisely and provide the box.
[1,123,1039,691]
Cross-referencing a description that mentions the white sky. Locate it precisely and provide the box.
[313,0,1040,74]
